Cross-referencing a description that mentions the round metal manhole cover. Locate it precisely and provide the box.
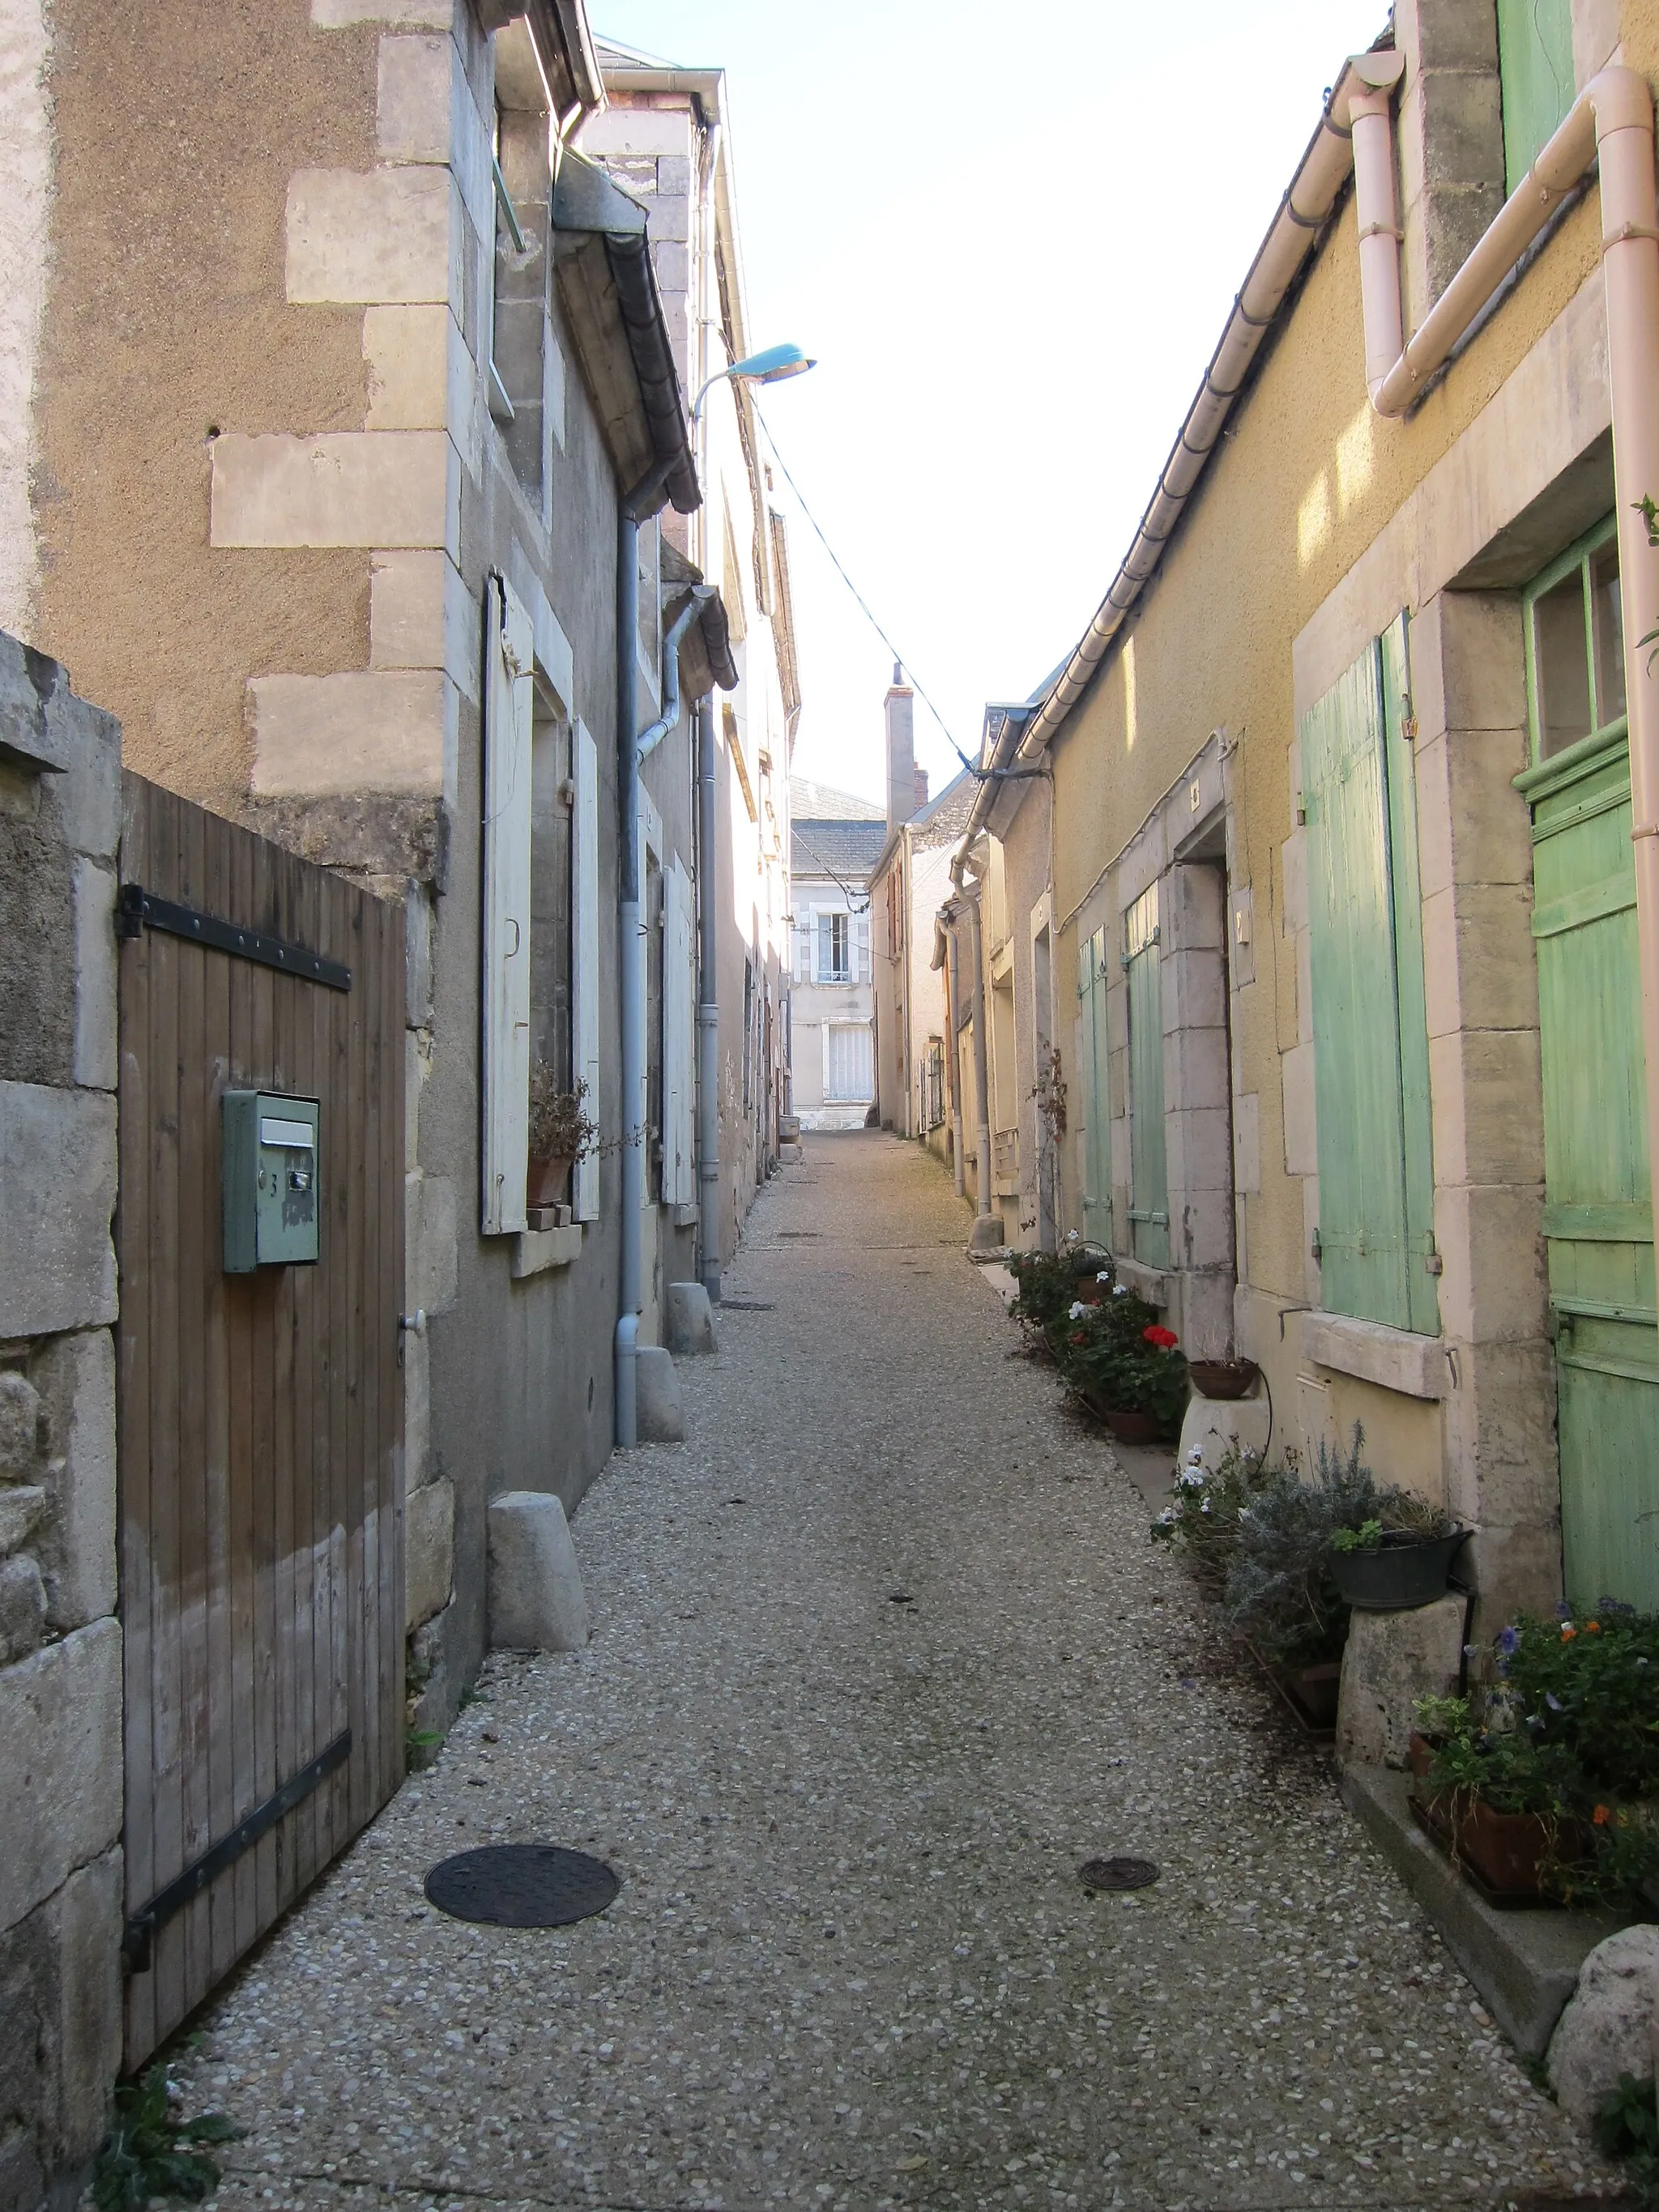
[424,1845,620,1928]
[1078,1855,1160,1894]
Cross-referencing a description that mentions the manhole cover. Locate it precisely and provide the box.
[424,1845,620,1927]
[1078,1855,1159,1894]
[719,1300,773,1311]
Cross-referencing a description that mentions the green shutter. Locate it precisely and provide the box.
[1078,927,1114,1250]
[1125,885,1170,1271]
[1496,0,1576,195]
[1301,619,1439,1333]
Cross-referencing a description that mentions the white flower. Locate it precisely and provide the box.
[1184,1445,1204,1464]
[1096,1268,1112,1283]
[1112,1283,1130,1298]
[1200,1499,1212,1515]
[1179,1469,1206,1490]
[1068,1301,1087,1319]
[1066,1229,1080,1245]
[1154,1507,1177,1528]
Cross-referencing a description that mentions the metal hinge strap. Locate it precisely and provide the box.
[122,1730,352,1973]
[117,884,352,991]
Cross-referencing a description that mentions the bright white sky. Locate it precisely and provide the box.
[595,1,1388,808]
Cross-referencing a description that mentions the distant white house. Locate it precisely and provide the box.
[788,778,891,1130]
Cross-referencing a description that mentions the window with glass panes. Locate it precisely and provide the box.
[1524,517,1627,765]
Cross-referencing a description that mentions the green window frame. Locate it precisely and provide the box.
[1124,883,1169,1271]
[1495,0,1576,197]
[1300,615,1439,1336]
[1521,514,1627,771]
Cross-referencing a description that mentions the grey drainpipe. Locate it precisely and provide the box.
[697,693,722,1301]
[616,457,699,1448]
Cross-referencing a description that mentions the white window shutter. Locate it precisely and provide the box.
[855,911,871,984]
[817,910,833,984]
[481,573,534,1235]
[663,859,695,1205]
[573,720,602,1222]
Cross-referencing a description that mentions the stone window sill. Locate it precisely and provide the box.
[511,1224,583,1279]
[1300,1310,1447,1400]
[1113,1258,1169,1308]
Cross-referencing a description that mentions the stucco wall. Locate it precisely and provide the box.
[28,0,377,814]
[1043,0,1659,1572]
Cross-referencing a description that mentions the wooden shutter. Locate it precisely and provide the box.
[663,859,695,1205]
[1078,928,1114,1250]
[1300,618,1438,1332]
[572,720,601,1222]
[482,573,534,1235]
[1124,884,1170,1270]
[1496,0,1575,195]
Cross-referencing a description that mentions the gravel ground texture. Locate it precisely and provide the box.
[168,1132,1619,2212]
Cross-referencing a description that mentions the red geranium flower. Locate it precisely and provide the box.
[1142,1324,1179,1349]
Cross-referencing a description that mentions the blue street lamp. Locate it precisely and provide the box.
[692,342,816,423]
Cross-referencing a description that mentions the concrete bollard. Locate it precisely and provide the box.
[665,1281,719,1356]
[635,1345,685,1442]
[487,1490,589,1651]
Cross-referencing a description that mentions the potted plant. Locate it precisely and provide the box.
[1222,1430,1387,1731]
[1187,1357,1261,1402]
[1328,1498,1466,1612]
[1411,1609,1659,1905]
[1150,1441,1269,1596]
[1059,1283,1188,1442]
[1409,1691,1587,1903]
[527,1064,596,1209]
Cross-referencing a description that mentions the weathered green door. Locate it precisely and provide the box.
[1520,521,1659,1610]
[1078,927,1113,1251]
[1124,885,1170,1271]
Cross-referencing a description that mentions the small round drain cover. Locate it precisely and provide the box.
[1078,1855,1159,1894]
[424,1844,620,1928]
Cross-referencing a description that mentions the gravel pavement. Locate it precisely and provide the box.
[171,1132,1617,2212]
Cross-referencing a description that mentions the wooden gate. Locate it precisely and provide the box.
[117,776,405,2065]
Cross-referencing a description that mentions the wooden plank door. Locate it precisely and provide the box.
[117,776,405,2066]
[1529,731,1659,1609]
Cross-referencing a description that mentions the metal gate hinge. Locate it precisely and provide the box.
[1311,1226,1322,1264]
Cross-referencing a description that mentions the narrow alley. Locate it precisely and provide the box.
[172,1136,1600,2212]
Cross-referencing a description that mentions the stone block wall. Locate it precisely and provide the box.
[0,633,123,2212]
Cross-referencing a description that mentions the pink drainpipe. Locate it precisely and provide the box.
[1350,62,1659,1289]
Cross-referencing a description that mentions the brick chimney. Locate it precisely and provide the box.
[885,662,916,835]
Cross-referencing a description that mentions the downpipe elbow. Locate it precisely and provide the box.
[615,1311,638,1449]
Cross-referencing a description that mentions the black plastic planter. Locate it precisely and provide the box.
[1329,1528,1467,1611]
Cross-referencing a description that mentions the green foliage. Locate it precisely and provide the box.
[1006,1247,1106,1341]
[1057,1285,1188,1429]
[1150,1443,1270,1596]
[1594,2071,1659,2205]
[94,2063,243,2212]
[1222,1427,1380,1668]
[1331,1519,1383,1555]
[1422,1606,1659,1903]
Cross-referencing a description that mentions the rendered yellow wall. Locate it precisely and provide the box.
[1047,0,1659,1494]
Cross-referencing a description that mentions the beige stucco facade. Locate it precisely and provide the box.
[975,0,1657,1630]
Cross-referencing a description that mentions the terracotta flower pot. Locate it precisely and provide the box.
[1098,1404,1162,1445]
[1409,1735,1589,1901]
[1187,1357,1260,1401]
[527,1153,574,1208]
